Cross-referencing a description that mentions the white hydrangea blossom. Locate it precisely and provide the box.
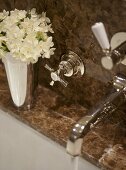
[0,8,55,63]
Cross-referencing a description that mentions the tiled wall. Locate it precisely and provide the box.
[0,0,126,108]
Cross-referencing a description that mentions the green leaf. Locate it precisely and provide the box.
[1,41,10,52]
[0,32,6,36]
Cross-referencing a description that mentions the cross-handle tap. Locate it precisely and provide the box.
[45,51,85,87]
[67,73,126,156]
[91,22,126,70]
[44,64,68,87]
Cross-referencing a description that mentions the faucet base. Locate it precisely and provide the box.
[61,51,85,77]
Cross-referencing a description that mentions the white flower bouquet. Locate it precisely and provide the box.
[0,8,55,63]
[0,9,55,108]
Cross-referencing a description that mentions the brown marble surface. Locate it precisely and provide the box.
[38,0,126,108]
[0,65,126,170]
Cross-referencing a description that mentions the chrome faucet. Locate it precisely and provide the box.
[91,22,126,70]
[45,51,85,87]
[66,74,126,156]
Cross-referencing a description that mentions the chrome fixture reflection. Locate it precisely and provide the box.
[45,51,85,87]
[91,22,126,70]
[67,74,126,156]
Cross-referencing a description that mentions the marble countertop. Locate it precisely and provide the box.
[0,65,126,170]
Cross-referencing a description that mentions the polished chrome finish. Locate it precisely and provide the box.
[101,40,126,70]
[113,73,126,91]
[45,51,85,87]
[111,32,126,66]
[67,74,126,156]
[105,40,126,65]
[44,64,68,87]
[61,51,85,77]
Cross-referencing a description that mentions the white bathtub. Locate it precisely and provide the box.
[0,109,99,170]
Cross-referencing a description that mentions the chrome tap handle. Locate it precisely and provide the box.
[50,70,68,87]
[44,64,54,72]
[44,51,85,87]
[44,64,68,87]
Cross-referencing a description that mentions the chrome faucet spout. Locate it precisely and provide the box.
[66,74,126,156]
